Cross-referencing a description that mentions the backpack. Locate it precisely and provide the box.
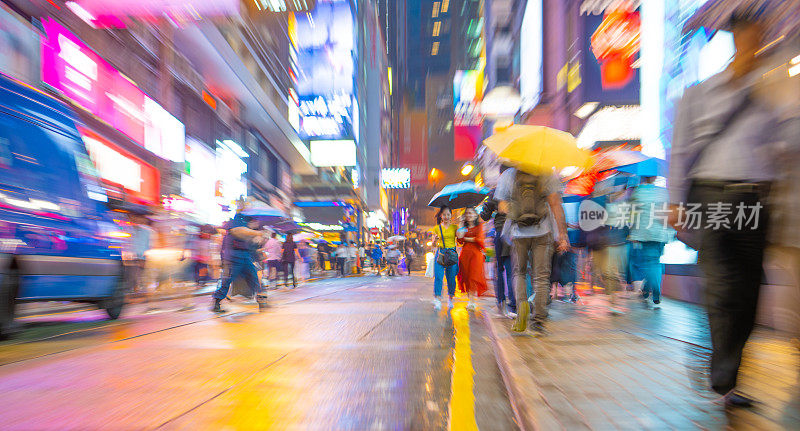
[509,171,550,227]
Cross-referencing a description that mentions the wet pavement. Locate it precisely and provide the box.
[0,275,517,430]
[486,289,800,431]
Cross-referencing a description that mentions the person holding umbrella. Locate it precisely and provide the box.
[429,205,459,310]
[496,169,570,335]
[211,213,266,313]
[457,207,488,310]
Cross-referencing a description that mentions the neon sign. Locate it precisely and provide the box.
[41,18,184,161]
[381,168,411,189]
[590,8,640,89]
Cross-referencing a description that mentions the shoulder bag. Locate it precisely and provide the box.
[436,225,458,267]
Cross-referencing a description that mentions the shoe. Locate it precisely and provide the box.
[433,298,442,310]
[447,298,454,309]
[608,306,625,315]
[467,302,477,311]
[641,290,650,300]
[569,295,579,303]
[512,302,529,332]
[211,299,226,313]
[724,391,756,408]
[530,321,546,336]
[241,299,258,305]
[506,311,518,319]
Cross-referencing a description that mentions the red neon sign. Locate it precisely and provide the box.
[590,8,640,89]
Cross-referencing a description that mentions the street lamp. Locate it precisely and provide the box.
[461,164,474,176]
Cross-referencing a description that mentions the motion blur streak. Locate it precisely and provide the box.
[448,304,477,431]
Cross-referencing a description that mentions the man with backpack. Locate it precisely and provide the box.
[496,167,569,335]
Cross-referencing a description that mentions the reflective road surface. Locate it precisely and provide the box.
[0,275,517,430]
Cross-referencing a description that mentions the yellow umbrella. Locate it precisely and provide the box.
[483,125,592,174]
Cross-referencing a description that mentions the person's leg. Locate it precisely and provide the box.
[697,188,767,396]
[494,236,507,308]
[501,255,516,312]
[445,263,458,298]
[290,262,297,287]
[512,237,532,332]
[433,258,445,298]
[531,234,554,325]
[212,257,244,306]
[643,242,665,303]
[629,242,646,295]
[242,259,262,297]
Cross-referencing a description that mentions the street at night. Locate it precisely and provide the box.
[0,276,517,430]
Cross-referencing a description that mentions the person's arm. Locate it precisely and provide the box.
[230,226,263,241]
[548,192,570,253]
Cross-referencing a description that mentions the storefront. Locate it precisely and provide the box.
[181,137,218,223]
[78,127,160,205]
[214,139,248,224]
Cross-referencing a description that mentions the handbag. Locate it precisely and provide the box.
[436,225,458,267]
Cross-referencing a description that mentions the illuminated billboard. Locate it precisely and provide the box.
[580,7,640,104]
[41,18,185,161]
[64,0,239,28]
[453,69,483,160]
[310,140,356,167]
[291,0,355,141]
[520,0,542,111]
[381,168,411,189]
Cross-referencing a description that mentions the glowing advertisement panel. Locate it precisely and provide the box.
[79,127,160,204]
[40,18,184,162]
[380,168,411,189]
[309,140,356,167]
[292,1,355,140]
[453,70,483,161]
[68,1,240,28]
[581,8,640,104]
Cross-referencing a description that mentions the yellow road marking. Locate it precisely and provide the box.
[448,303,478,431]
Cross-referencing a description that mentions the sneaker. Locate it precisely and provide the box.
[467,302,477,311]
[723,391,756,408]
[505,311,518,319]
[608,306,625,315]
[653,299,661,309]
[447,298,454,309]
[530,321,546,336]
[569,295,579,303]
[211,300,226,313]
[512,302,529,332]
[433,298,442,310]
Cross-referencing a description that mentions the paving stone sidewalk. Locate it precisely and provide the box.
[483,293,800,430]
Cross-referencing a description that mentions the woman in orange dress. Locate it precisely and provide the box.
[457,207,488,310]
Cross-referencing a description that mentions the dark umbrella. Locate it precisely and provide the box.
[428,181,491,209]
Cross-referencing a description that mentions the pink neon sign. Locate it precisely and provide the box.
[41,18,184,161]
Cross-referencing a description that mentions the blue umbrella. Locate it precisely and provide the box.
[613,157,668,177]
[428,181,491,209]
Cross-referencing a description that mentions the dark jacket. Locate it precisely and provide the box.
[479,191,506,234]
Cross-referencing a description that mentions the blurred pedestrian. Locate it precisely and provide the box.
[211,214,265,312]
[668,12,781,407]
[457,207,488,310]
[127,214,153,295]
[481,187,517,317]
[386,245,401,276]
[282,233,299,288]
[371,242,383,275]
[335,245,347,277]
[264,232,282,287]
[430,205,458,310]
[190,230,213,288]
[595,189,631,315]
[405,244,415,275]
[629,176,673,307]
[496,168,569,334]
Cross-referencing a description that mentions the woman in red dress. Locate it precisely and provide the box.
[457,207,488,310]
